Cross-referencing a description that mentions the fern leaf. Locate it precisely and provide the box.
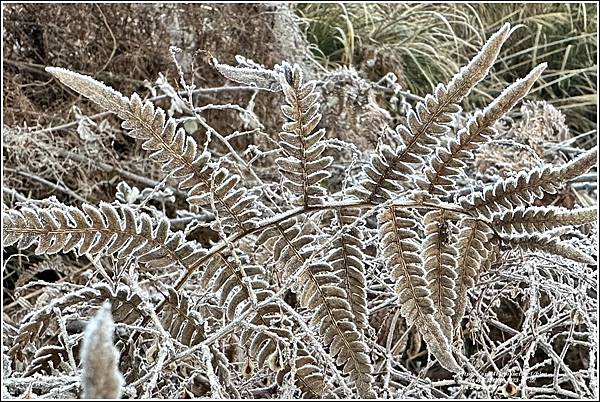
[299,263,375,398]
[451,219,495,330]
[423,209,459,339]
[10,320,51,362]
[261,222,375,398]
[211,55,282,91]
[202,252,328,396]
[459,147,598,218]
[327,208,369,330]
[97,283,145,325]
[276,345,330,398]
[161,288,239,397]
[276,63,333,207]
[45,67,258,234]
[202,254,268,321]
[418,63,547,196]
[353,23,511,202]
[505,234,596,265]
[2,202,205,272]
[378,206,462,373]
[161,288,206,346]
[25,345,69,376]
[15,257,66,290]
[9,284,143,361]
[204,253,283,369]
[492,206,597,235]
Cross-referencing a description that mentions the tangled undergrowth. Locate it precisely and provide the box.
[2,9,598,402]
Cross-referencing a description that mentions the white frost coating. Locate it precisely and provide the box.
[201,344,224,399]
[80,302,124,399]
[354,23,513,203]
[446,23,511,95]
[418,63,548,196]
[211,56,282,92]
[47,66,258,235]
[275,62,333,207]
[492,205,598,235]
[45,67,129,114]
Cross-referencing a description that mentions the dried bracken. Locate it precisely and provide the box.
[2,21,597,400]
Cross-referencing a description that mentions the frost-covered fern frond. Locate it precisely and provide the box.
[211,55,282,92]
[203,254,284,367]
[2,202,204,271]
[418,63,547,197]
[4,18,598,400]
[45,67,259,235]
[276,63,333,207]
[161,288,206,346]
[378,206,462,373]
[256,217,307,276]
[326,208,369,330]
[101,284,145,325]
[80,303,124,399]
[257,220,375,398]
[423,209,459,339]
[278,344,331,398]
[201,252,328,397]
[451,219,495,331]
[459,146,598,218]
[352,23,511,203]
[299,262,375,398]
[10,284,144,362]
[506,234,596,265]
[492,206,597,235]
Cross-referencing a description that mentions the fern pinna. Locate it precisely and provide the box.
[3,22,597,398]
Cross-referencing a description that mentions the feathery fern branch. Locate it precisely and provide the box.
[2,202,204,272]
[201,252,329,397]
[45,67,258,234]
[327,208,369,330]
[257,220,376,398]
[276,63,333,207]
[451,219,495,331]
[459,146,597,218]
[418,63,547,197]
[378,206,462,373]
[492,206,597,235]
[423,209,459,339]
[353,23,511,202]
